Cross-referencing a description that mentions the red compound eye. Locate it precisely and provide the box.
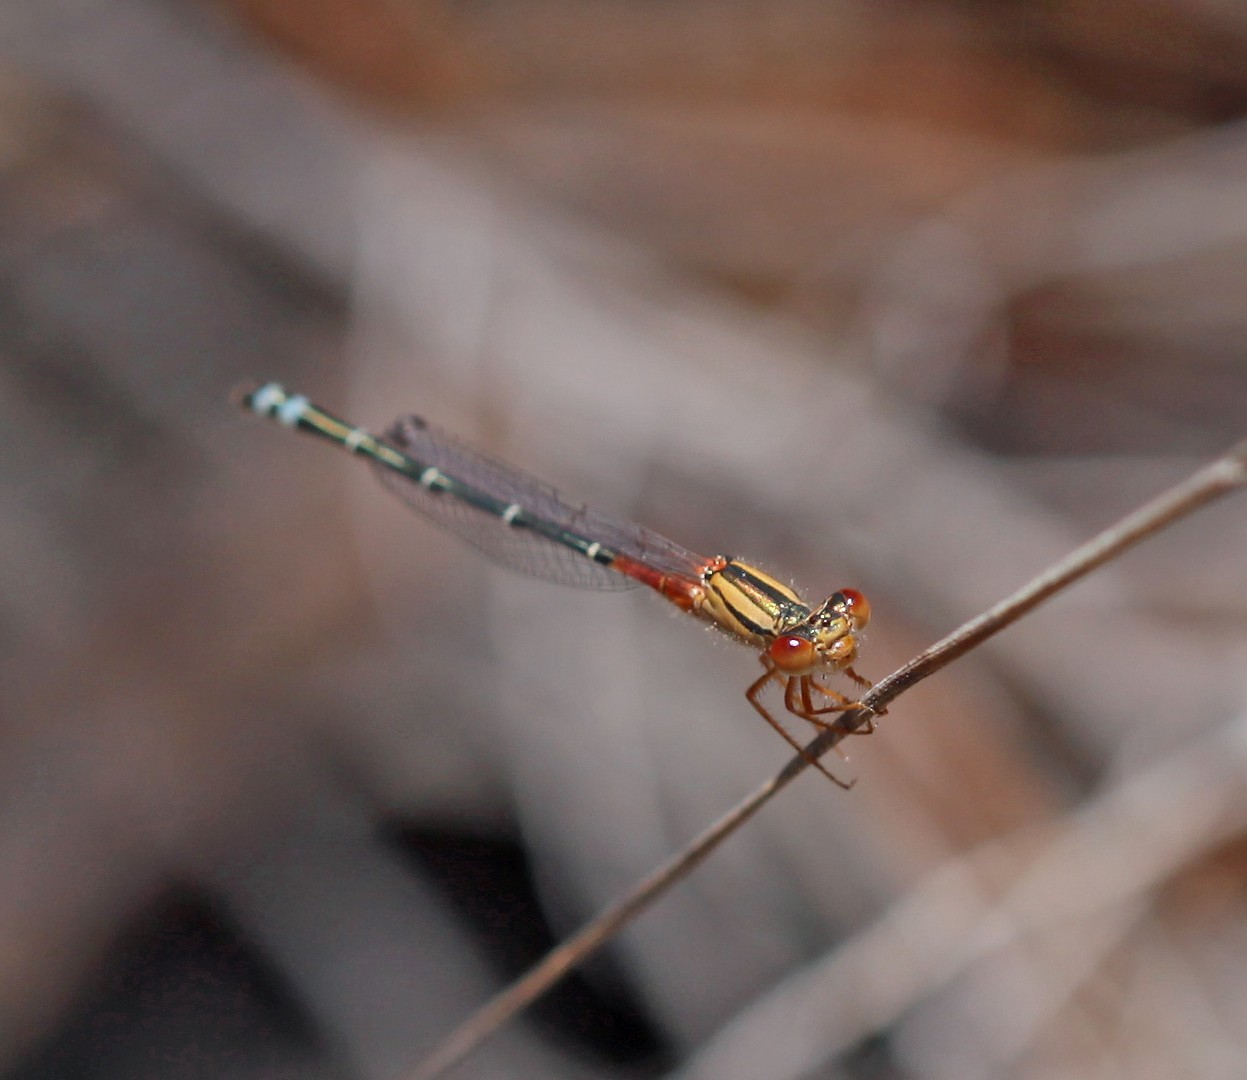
[769,634,817,674]
[838,588,871,629]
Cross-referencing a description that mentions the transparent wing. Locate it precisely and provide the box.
[373,415,711,590]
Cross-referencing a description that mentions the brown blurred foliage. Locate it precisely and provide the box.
[3,2,1247,1079]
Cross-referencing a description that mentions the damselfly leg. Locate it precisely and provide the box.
[746,659,865,790]
[802,675,877,735]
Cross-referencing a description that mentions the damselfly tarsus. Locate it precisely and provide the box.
[239,382,874,787]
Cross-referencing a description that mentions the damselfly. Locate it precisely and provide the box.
[239,382,874,787]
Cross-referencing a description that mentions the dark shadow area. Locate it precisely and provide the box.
[383,821,674,1075]
[6,888,343,1080]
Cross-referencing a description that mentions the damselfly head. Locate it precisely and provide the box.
[768,606,860,675]
[773,587,871,674]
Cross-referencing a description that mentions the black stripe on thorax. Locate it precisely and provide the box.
[708,580,769,638]
[718,561,799,607]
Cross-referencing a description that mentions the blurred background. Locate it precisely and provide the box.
[3,2,1247,1078]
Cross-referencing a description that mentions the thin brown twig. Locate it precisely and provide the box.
[407,437,1247,1080]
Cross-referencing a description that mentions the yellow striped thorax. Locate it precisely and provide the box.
[696,559,868,675]
[697,559,806,646]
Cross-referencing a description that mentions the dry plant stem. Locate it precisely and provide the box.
[408,438,1247,1080]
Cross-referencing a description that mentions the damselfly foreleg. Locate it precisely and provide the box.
[746,662,854,789]
[802,677,877,735]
